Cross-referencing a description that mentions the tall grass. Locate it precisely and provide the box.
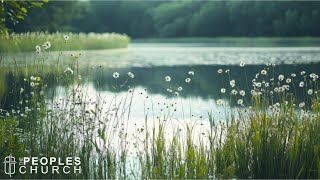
[0,32,130,53]
[0,38,319,179]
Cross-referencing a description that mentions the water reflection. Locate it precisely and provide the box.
[91,63,320,102]
[1,63,320,119]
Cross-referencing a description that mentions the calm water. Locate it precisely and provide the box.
[1,43,320,120]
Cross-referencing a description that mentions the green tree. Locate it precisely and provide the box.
[15,1,87,33]
[0,0,47,34]
[9,1,320,38]
[188,2,230,36]
[151,1,201,37]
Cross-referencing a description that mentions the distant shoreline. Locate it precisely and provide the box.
[133,37,320,47]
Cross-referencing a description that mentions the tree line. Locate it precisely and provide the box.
[12,1,320,38]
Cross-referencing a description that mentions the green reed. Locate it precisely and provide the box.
[0,32,130,53]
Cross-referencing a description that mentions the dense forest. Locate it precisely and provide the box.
[12,1,320,38]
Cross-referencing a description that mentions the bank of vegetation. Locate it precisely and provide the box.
[0,32,130,53]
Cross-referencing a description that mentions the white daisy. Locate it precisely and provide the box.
[165,76,171,82]
[127,72,134,78]
[255,82,262,88]
[230,80,236,88]
[283,85,290,90]
[239,90,245,96]
[299,81,304,87]
[216,99,223,105]
[188,71,194,76]
[279,87,285,92]
[113,72,119,79]
[286,78,291,83]
[231,89,238,95]
[30,76,36,81]
[299,102,305,108]
[64,35,69,41]
[278,75,284,81]
[261,70,267,75]
[35,45,41,51]
[64,67,74,75]
[42,41,51,49]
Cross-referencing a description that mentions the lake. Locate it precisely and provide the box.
[1,43,320,121]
